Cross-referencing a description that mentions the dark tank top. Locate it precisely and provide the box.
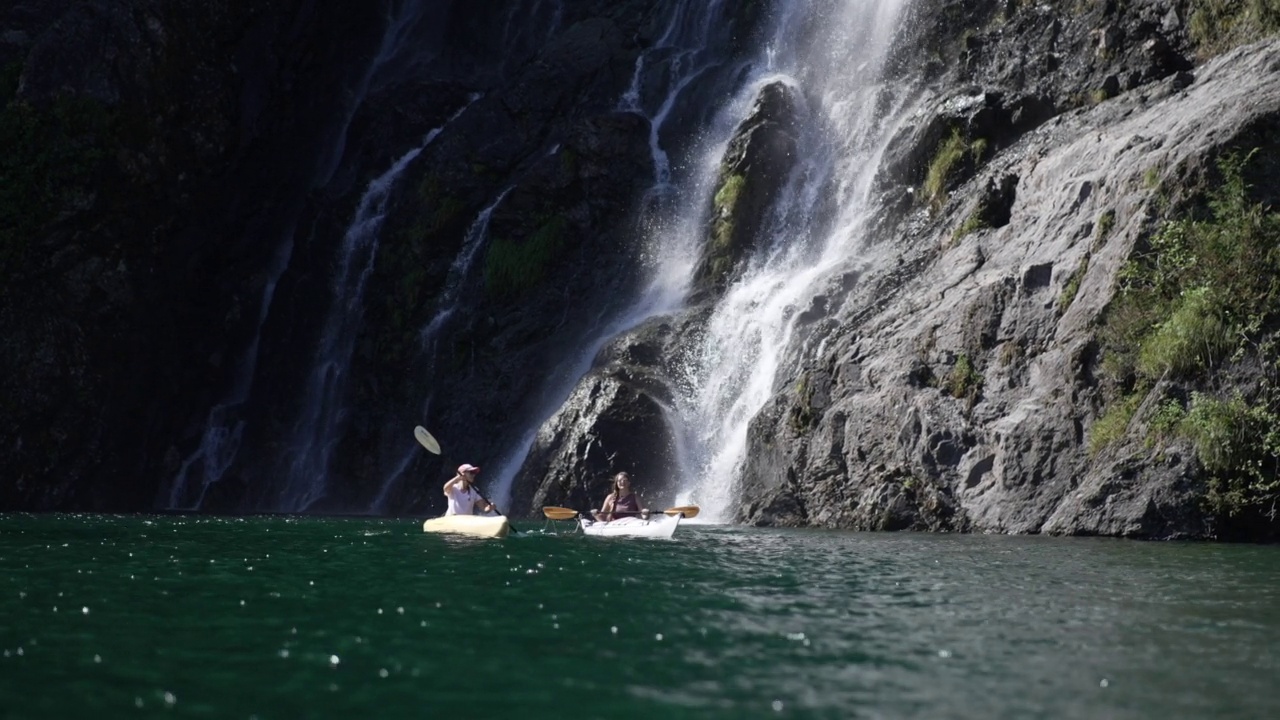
[612,492,640,518]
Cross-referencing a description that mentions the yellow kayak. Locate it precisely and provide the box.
[422,514,511,538]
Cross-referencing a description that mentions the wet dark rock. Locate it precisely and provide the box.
[694,80,803,292]
[509,312,705,517]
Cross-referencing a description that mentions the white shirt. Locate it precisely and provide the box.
[445,483,480,516]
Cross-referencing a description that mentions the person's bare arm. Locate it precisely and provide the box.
[442,474,463,497]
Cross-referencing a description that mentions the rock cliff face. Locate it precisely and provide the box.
[3,0,1278,540]
[739,42,1280,540]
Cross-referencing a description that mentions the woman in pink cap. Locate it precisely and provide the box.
[442,464,494,516]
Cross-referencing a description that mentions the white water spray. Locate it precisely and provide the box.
[659,0,917,521]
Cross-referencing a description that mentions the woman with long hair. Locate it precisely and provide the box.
[594,471,649,522]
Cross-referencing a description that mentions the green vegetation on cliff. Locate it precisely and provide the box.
[1190,0,1280,56]
[925,129,987,209]
[710,173,746,265]
[1093,152,1280,525]
[483,214,571,297]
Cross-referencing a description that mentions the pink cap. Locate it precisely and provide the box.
[457,464,480,475]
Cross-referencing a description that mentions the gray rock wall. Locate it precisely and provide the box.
[739,41,1280,539]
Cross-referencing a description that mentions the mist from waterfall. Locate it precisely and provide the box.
[650,0,918,521]
[479,0,743,510]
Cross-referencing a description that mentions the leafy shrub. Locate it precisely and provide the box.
[1100,151,1280,386]
[1136,286,1231,378]
[945,354,983,401]
[1182,391,1280,519]
[1093,151,1280,527]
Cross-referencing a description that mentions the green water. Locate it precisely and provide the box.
[1,515,1278,719]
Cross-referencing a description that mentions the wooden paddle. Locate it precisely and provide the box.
[414,426,518,534]
[542,506,579,520]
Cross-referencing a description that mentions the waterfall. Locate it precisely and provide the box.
[164,0,434,511]
[366,185,513,514]
[272,145,427,512]
[163,241,289,510]
[618,0,732,191]
[469,0,745,511]
[667,0,917,520]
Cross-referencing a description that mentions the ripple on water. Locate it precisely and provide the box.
[0,516,1278,718]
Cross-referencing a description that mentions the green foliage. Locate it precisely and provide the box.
[1149,397,1187,440]
[924,129,969,207]
[945,354,983,401]
[1093,151,1280,523]
[788,372,817,432]
[712,173,746,248]
[1058,258,1087,312]
[1089,390,1144,455]
[1143,167,1161,189]
[1090,88,1110,105]
[1100,151,1280,386]
[483,214,570,298]
[1095,208,1117,242]
[1136,286,1231,378]
[969,138,989,162]
[1189,0,1280,56]
[952,203,988,242]
[1181,391,1280,518]
[923,129,990,210]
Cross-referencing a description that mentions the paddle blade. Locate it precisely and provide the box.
[665,505,700,518]
[542,506,579,520]
[414,426,442,454]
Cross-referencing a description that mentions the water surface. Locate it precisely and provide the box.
[1,514,1277,718]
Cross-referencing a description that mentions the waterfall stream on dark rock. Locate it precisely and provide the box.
[667,0,917,520]
[482,0,746,510]
[367,182,511,514]
[164,0,437,512]
[275,140,437,512]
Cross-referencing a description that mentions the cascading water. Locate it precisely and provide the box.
[476,0,746,511]
[164,241,290,510]
[366,185,512,514]
[666,0,918,521]
[618,0,732,192]
[274,139,441,512]
[164,0,434,511]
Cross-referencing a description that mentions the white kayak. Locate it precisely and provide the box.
[579,513,680,539]
[423,514,511,538]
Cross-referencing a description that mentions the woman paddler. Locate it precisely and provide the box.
[593,472,649,522]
